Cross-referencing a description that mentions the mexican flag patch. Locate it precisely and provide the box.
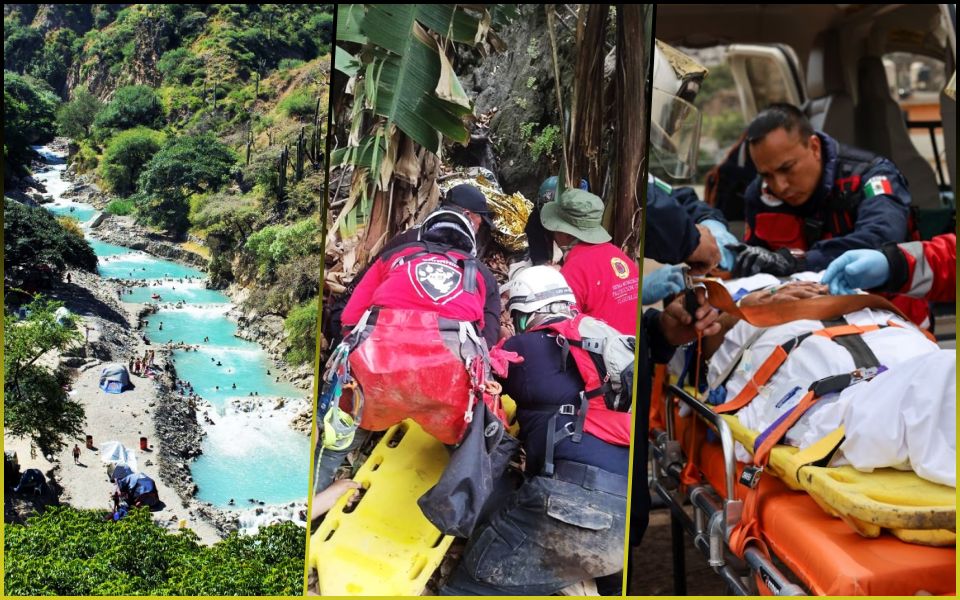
[864,176,893,198]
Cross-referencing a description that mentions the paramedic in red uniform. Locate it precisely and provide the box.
[732,103,913,278]
[314,208,489,492]
[331,184,502,347]
[822,233,957,302]
[539,188,639,335]
[340,211,487,330]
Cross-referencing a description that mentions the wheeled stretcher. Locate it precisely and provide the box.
[650,380,956,596]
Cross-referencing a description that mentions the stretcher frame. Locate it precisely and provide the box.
[650,384,807,596]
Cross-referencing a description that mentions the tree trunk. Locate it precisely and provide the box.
[611,5,649,257]
[568,4,609,193]
[358,186,392,266]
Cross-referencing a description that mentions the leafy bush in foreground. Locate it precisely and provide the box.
[4,507,305,596]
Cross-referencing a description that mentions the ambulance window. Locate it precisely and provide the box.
[883,52,947,97]
[743,56,793,110]
[883,52,948,187]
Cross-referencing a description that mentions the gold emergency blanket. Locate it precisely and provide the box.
[439,170,532,253]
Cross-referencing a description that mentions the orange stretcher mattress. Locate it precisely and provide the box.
[695,433,957,596]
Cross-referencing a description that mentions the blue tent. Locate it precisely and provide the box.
[118,472,160,508]
[99,364,132,394]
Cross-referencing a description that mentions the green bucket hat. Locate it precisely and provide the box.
[540,188,612,244]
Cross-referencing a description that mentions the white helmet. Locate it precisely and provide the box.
[504,266,576,314]
[419,208,477,256]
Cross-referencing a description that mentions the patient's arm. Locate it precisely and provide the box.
[739,281,828,307]
[701,282,830,359]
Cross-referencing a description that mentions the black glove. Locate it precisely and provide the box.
[729,244,803,277]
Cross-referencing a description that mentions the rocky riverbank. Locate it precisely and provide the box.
[62,165,313,397]
[88,214,210,269]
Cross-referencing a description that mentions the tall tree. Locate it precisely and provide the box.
[3,296,86,456]
[56,87,103,140]
[4,200,98,292]
[560,4,652,257]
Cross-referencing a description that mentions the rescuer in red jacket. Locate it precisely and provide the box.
[315,208,492,493]
[539,188,640,336]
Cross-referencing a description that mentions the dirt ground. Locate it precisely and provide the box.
[630,506,732,596]
[4,361,220,544]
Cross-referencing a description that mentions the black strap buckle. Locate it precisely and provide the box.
[740,465,763,489]
[808,373,854,397]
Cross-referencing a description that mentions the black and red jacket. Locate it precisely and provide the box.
[744,132,913,271]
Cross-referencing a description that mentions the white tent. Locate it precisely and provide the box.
[99,441,138,473]
[54,306,71,325]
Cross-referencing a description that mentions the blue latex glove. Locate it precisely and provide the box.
[821,249,890,295]
[701,219,738,271]
[642,265,686,304]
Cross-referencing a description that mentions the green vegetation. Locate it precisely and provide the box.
[3,200,97,293]
[245,218,321,276]
[699,63,743,145]
[99,128,166,197]
[135,135,237,236]
[703,111,746,148]
[104,199,135,216]
[4,507,305,595]
[278,88,318,119]
[156,48,203,85]
[699,61,735,99]
[56,87,103,140]
[4,4,332,369]
[3,296,86,456]
[520,122,562,162]
[72,140,100,173]
[3,72,58,142]
[4,71,58,182]
[93,85,165,137]
[284,298,320,365]
[3,18,45,73]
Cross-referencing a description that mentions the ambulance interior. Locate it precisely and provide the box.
[643,4,957,596]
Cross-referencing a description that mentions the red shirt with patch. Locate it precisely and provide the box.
[560,242,639,335]
[341,245,486,328]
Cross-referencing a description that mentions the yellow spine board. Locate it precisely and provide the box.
[310,420,453,596]
[309,396,519,595]
[718,414,956,545]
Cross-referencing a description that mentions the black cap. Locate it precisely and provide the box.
[443,184,493,227]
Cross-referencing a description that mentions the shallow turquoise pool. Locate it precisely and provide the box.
[46,201,98,224]
[190,413,311,507]
[95,246,206,281]
[125,281,228,305]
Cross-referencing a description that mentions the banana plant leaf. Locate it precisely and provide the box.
[335,46,361,77]
[351,4,483,153]
[336,4,367,44]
